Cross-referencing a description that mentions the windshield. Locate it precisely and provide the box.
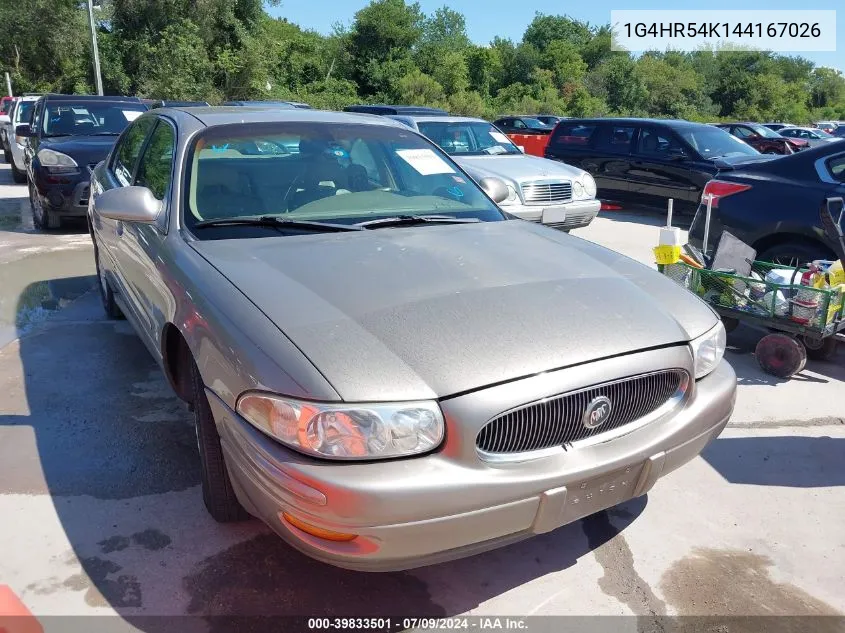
[680,126,759,158]
[42,102,146,137]
[417,121,522,156]
[14,102,35,125]
[185,122,505,235]
[748,124,782,139]
[521,118,552,129]
[815,129,835,138]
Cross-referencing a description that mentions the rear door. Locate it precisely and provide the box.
[627,126,700,212]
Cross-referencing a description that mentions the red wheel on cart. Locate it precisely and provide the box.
[755,333,807,378]
[801,335,839,362]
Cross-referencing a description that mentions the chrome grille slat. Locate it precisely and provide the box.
[521,180,573,205]
[476,370,687,456]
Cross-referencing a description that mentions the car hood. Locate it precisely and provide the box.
[454,154,585,184]
[39,134,120,167]
[192,221,717,401]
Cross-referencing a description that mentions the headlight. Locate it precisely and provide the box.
[504,184,519,203]
[37,148,79,174]
[690,321,726,379]
[582,173,597,198]
[572,181,584,197]
[236,393,445,460]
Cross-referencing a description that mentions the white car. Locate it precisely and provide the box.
[388,115,600,230]
[4,95,39,183]
[779,126,843,148]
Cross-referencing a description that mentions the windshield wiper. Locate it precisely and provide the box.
[356,214,481,229]
[193,215,364,232]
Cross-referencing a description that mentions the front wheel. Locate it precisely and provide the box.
[30,182,60,230]
[757,241,832,268]
[189,357,250,523]
[11,162,27,184]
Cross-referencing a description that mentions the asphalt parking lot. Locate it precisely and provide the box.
[1,158,844,630]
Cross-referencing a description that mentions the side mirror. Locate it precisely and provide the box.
[15,124,31,137]
[94,186,161,223]
[478,176,509,204]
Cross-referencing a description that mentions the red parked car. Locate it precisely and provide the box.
[715,122,810,154]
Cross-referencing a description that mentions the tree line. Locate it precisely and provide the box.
[2,0,844,123]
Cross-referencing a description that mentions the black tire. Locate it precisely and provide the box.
[189,357,250,523]
[11,162,27,184]
[722,316,740,333]
[757,241,833,268]
[755,333,807,378]
[29,182,60,230]
[802,335,839,362]
[93,239,124,319]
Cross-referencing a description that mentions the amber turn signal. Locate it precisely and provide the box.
[281,512,358,542]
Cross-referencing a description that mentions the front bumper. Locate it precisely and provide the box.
[501,198,600,230]
[209,346,736,572]
[32,172,90,218]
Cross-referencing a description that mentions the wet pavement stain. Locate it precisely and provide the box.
[99,535,131,554]
[80,555,142,608]
[184,533,444,630]
[660,548,840,618]
[132,528,172,551]
[583,508,667,621]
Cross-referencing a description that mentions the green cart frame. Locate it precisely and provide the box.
[659,260,845,378]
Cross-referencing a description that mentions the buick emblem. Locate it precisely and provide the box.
[583,396,612,429]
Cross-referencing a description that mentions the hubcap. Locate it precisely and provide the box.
[30,186,43,225]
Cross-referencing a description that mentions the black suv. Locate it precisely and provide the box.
[544,118,770,214]
[18,94,147,230]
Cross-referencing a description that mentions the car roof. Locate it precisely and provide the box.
[552,117,697,128]
[343,104,448,115]
[397,115,489,124]
[39,93,144,103]
[153,106,411,129]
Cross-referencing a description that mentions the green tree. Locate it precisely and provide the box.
[541,40,587,86]
[523,13,592,51]
[396,68,444,104]
[138,19,217,101]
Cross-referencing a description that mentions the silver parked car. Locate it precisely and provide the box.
[89,106,736,571]
[779,126,844,148]
[389,115,600,230]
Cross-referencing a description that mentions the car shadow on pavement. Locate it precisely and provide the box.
[598,209,693,230]
[0,276,649,629]
[702,435,845,487]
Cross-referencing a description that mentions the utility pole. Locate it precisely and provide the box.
[86,0,104,95]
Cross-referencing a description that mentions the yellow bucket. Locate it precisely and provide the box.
[654,245,681,265]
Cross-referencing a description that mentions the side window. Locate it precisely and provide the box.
[112,118,155,186]
[637,128,684,155]
[135,121,176,200]
[512,119,527,129]
[550,123,598,149]
[600,125,636,151]
[732,126,753,139]
[496,119,511,130]
[31,101,42,134]
[827,156,845,182]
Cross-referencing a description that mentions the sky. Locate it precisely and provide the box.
[268,0,844,71]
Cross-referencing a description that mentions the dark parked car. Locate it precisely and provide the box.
[715,122,809,154]
[833,126,845,139]
[343,104,447,116]
[544,118,770,215]
[532,115,566,127]
[688,142,845,264]
[223,100,312,109]
[18,93,147,229]
[493,116,554,135]
[143,99,210,109]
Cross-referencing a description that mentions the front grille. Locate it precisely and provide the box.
[476,370,688,456]
[522,180,572,205]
